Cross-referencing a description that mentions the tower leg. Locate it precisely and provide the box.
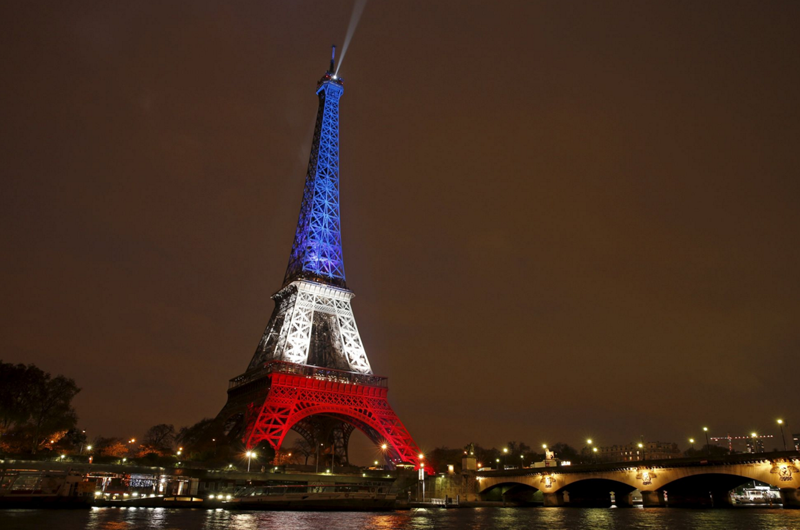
[245,372,423,470]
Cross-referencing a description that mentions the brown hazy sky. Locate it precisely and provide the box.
[1,1,799,457]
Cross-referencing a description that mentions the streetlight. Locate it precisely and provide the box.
[592,447,598,462]
[587,439,593,464]
[245,451,255,472]
[689,438,695,451]
[751,432,758,454]
[702,427,710,456]
[778,420,787,451]
[637,443,645,461]
[495,458,500,469]
[502,447,508,469]
[520,454,525,468]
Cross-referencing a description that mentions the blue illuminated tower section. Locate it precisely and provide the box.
[284,67,346,288]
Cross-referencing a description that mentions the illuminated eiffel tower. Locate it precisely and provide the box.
[217,47,423,469]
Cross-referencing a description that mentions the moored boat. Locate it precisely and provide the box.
[229,484,397,511]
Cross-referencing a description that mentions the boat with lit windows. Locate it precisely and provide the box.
[229,484,396,511]
[0,470,94,508]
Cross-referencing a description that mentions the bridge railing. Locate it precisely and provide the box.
[229,361,388,390]
[475,450,800,476]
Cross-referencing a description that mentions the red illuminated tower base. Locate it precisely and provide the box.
[242,362,423,468]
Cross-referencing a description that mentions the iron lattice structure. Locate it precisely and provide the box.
[284,74,346,289]
[217,55,423,471]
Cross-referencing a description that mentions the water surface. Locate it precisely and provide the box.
[1,506,799,530]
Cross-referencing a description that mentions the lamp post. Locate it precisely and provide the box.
[587,439,593,464]
[702,427,710,456]
[245,451,255,472]
[520,454,525,468]
[495,458,500,470]
[502,447,508,470]
[751,432,758,454]
[637,442,645,461]
[689,438,695,452]
[778,420,787,451]
[592,447,598,462]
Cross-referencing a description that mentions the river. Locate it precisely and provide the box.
[1,507,800,530]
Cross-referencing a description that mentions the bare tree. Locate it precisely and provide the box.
[292,437,315,465]
[143,424,176,453]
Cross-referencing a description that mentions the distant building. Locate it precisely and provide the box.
[710,433,774,454]
[590,442,681,462]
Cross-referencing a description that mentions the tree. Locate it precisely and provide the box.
[0,362,41,434]
[550,442,579,462]
[27,373,80,453]
[94,437,128,458]
[292,437,316,465]
[0,362,80,454]
[143,424,175,453]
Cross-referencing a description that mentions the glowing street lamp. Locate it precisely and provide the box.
[245,451,256,472]
[702,427,710,456]
[637,442,645,461]
[502,447,508,469]
[777,419,787,451]
[689,438,695,451]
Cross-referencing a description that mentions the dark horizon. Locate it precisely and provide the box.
[1,1,798,462]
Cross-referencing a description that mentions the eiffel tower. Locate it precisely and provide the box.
[216,47,423,470]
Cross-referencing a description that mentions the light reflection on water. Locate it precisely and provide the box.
[0,507,798,530]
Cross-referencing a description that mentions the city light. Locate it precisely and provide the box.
[381,443,388,450]
[592,447,598,453]
[503,448,508,453]
[777,419,787,450]
[418,453,424,460]
[587,439,593,445]
[87,445,92,451]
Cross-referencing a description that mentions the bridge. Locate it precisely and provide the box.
[476,451,800,508]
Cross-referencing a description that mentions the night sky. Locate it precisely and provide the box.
[2,1,799,461]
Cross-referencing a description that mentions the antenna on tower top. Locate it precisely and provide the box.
[330,45,336,73]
